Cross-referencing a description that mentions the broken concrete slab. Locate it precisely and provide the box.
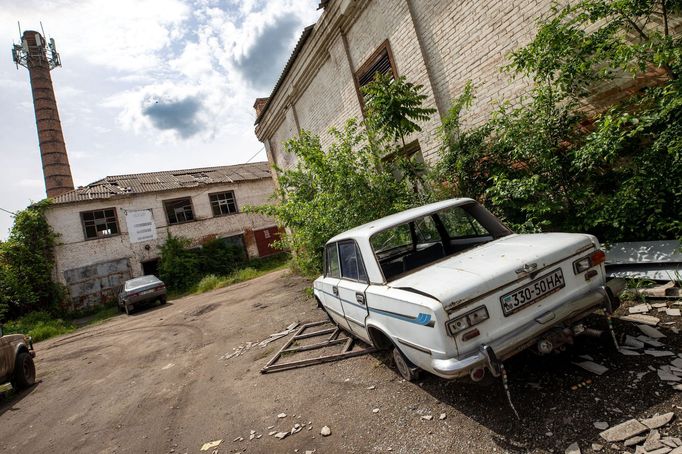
[599,419,648,442]
[668,308,682,316]
[274,432,289,440]
[647,448,673,454]
[200,440,223,451]
[644,430,665,451]
[624,435,648,447]
[620,348,642,356]
[625,335,646,349]
[672,358,682,369]
[646,349,676,357]
[621,315,661,326]
[565,442,581,454]
[573,360,609,375]
[641,412,675,430]
[671,448,682,454]
[591,444,603,452]
[658,369,682,382]
[639,335,666,347]
[630,303,653,314]
[638,325,667,338]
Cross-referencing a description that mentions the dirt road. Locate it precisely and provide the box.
[1,269,682,453]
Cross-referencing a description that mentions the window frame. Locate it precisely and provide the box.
[80,207,120,240]
[208,190,239,217]
[337,239,369,284]
[325,242,341,279]
[162,197,196,225]
[353,39,398,108]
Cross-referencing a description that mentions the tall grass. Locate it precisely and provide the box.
[192,253,290,295]
[3,311,75,342]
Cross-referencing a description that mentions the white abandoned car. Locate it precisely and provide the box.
[313,198,620,382]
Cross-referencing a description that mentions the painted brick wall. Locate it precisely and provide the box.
[45,178,277,288]
[259,0,557,168]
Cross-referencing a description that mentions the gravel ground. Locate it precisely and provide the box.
[0,270,680,454]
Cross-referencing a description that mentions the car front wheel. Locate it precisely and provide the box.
[11,352,36,390]
[125,304,133,315]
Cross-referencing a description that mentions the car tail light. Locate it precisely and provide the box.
[447,305,489,336]
[573,250,606,274]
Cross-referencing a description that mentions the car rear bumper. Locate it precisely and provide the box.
[125,290,166,305]
[430,285,613,379]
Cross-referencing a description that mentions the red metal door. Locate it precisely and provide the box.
[254,226,282,257]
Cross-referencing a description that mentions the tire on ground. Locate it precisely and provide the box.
[11,351,36,390]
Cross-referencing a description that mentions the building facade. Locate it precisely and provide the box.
[254,0,562,171]
[46,162,279,310]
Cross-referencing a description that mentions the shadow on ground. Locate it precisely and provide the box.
[0,382,41,418]
[410,314,681,452]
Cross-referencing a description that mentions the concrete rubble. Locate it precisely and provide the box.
[320,426,331,437]
[220,322,300,360]
[565,441,581,454]
[600,413,678,452]
[573,360,609,375]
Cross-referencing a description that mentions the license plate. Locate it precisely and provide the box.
[500,268,565,316]
[139,289,154,295]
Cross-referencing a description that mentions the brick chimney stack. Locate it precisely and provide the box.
[253,97,269,117]
[22,30,74,198]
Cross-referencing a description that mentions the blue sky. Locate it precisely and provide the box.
[0,0,321,238]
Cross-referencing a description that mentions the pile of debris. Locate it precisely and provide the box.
[598,412,679,453]
[220,322,300,361]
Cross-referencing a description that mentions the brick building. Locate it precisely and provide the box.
[254,0,560,171]
[45,162,280,310]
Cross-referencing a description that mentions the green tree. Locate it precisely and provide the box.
[437,0,682,240]
[158,234,199,292]
[0,200,62,320]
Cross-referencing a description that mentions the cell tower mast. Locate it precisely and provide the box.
[12,27,74,198]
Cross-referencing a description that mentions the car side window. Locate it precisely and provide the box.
[326,243,341,278]
[438,207,488,238]
[339,241,367,282]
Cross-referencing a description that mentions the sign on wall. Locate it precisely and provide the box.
[125,209,157,244]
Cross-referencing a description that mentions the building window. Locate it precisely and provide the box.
[81,208,119,240]
[163,197,195,224]
[209,191,238,216]
[354,40,397,105]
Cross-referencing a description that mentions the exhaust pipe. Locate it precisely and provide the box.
[470,367,486,382]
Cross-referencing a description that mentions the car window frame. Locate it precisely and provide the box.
[337,239,369,284]
[324,242,341,279]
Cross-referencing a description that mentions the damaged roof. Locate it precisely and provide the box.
[51,161,271,205]
[254,24,315,126]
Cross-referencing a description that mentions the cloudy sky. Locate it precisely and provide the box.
[0,0,321,238]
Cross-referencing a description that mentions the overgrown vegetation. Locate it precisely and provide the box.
[252,75,436,275]
[159,234,246,292]
[0,200,62,322]
[436,0,681,240]
[3,311,75,342]
[193,252,290,294]
[256,0,681,276]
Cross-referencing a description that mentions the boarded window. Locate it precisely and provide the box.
[209,191,238,216]
[354,40,397,105]
[81,208,119,240]
[163,198,195,224]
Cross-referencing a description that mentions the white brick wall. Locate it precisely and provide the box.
[45,178,277,284]
[257,0,555,169]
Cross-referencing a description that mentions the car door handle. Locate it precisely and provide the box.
[332,286,338,295]
[356,293,365,305]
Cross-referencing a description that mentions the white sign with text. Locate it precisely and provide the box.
[126,209,157,244]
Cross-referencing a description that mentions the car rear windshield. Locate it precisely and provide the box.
[370,204,502,281]
[125,275,161,290]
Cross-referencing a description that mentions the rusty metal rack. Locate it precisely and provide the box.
[260,320,376,374]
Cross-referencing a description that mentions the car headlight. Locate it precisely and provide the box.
[447,305,489,336]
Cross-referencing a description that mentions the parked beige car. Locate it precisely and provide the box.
[0,325,36,390]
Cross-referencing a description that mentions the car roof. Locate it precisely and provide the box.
[327,198,476,244]
[125,275,161,286]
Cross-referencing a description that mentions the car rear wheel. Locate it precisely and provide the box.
[11,352,36,390]
[159,297,167,305]
[392,347,420,382]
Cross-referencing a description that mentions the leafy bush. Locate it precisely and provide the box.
[0,200,62,321]
[158,234,199,292]
[251,74,437,275]
[3,311,75,342]
[436,0,682,241]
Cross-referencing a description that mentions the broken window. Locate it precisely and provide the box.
[81,208,120,240]
[163,197,195,225]
[209,191,238,216]
[354,40,397,105]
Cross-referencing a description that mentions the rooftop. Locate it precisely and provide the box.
[51,161,272,205]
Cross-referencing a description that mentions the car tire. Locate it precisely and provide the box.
[392,347,420,382]
[11,352,36,390]
[125,304,133,315]
[160,297,167,305]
